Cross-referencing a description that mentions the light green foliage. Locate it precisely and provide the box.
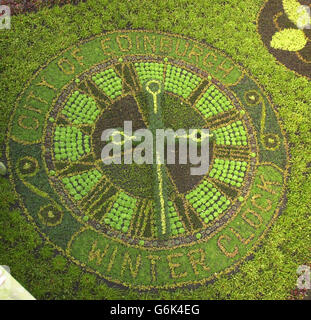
[186,180,230,222]
[270,28,307,51]
[62,169,102,201]
[283,0,310,28]
[196,233,202,240]
[62,91,100,124]
[209,159,247,187]
[270,0,309,52]
[213,121,248,146]
[135,62,164,84]
[92,69,122,99]
[54,126,90,161]
[164,64,201,98]
[103,192,137,233]
[167,201,185,235]
[195,85,234,118]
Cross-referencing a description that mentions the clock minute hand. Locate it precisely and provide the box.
[145,80,169,238]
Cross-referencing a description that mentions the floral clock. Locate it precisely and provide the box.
[6,30,289,289]
[258,0,311,79]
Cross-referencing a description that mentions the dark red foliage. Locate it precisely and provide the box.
[0,0,87,15]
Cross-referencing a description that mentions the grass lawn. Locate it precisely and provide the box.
[0,0,310,300]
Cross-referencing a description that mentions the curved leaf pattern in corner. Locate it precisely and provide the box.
[270,0,310,51]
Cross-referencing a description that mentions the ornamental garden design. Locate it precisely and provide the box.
[6,30,289,289]
[258,0,311,79]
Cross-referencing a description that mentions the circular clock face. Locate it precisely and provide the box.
[7,30,289,289]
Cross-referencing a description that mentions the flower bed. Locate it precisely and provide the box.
[1,0,309,300]
[5,30,289,290]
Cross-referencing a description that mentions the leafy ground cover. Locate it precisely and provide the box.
[0,0,310,300]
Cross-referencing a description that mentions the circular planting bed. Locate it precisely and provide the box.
[258,0,311,79]
[6,30,289,289]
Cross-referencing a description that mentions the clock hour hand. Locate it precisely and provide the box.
[145,80,170,238]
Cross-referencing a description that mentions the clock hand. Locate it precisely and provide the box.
[145,80,161,114]
[144,80,215,238]
[145,79,169,238]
